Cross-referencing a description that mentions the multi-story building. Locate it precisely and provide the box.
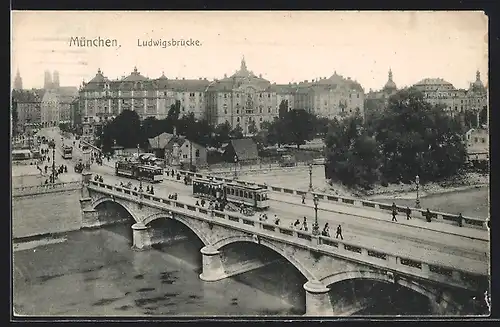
[465,127,489,163]
[79,67,211,140]
[412,71,487,121]
[78,58,365,136]
[12,70,78,127]
[205,58,280,133]
[11,89,43,128]
[292,72,365,120]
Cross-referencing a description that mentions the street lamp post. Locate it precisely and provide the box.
[234,155,238,178]
[137,143,143,192]
[415,175,421,208]
[51,143,56,184]
[312,195,320,236]
[308,163,313,191]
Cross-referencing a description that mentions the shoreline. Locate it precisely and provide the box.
[366,183,489,201]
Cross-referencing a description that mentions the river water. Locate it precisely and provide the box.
[13,222,308,316]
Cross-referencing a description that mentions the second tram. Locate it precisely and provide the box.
[115,160,164,183]
[192,178,269,210]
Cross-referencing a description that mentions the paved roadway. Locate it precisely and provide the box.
[52,129,488,275]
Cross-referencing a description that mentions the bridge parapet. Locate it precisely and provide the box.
[170,170,488,231]
[87,180,488,293]
[13,181,81,197]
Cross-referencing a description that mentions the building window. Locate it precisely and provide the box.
[183,154,188,159]
[225,110,228,115]
[195,149,200,157]
[474,137,478,143]
[237,109,239,114]
[482,138,486,143]
[237,117,240,122]
[268,94,270,98]
[267,107,271,113]
[236,94,239,98]
[259,117,263,122]
[259,94,262,98]
[224,94,227,99]
[357,94,360,98]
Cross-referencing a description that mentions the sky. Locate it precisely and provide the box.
[11,11,488,91]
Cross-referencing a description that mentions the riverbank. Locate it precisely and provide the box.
[326,172,489,199]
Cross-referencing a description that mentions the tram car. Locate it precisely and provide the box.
[192,178,270,210]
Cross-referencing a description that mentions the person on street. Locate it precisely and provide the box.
[274,215,280,225]
[150,186,154,195]
[146,186,150,193]
[293,219,300,229]
[336,224,343,240]
[406,207,411,220]
[302,194,306,204]
[391,202,398,222]
[322,223,330,237]
[457,213,463,227]
[425,208,432,222]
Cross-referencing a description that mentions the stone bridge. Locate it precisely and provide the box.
[79,174,489,316]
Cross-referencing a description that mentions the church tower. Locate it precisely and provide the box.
[44,70,53,89]
[13,69,23,90]
[52,70,60,88]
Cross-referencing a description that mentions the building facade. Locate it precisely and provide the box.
[11,89,43,128]
[465,127,489,163]
[412,71,487,120]
[78,58,364,136]
[292,73,365,120]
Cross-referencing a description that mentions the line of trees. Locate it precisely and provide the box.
[97,99,329,153]
[97,101,248,153]
[324,88,468,188]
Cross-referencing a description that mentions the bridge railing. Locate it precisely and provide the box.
[88,181,487,292]
[168,169,488,231]
[13,181,81,196]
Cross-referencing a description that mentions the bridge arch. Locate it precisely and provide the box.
[142,212,210,246]
[320,270,461,313]
[91,196,139,223]
[212,235,315,281]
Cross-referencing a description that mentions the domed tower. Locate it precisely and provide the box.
[471,70,485,92]
[383,68,397,93]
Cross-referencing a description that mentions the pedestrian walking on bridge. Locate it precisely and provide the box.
[301,194,305,204]
[335,224,343,240]
[391,202,398,222]
[406,207,411,220]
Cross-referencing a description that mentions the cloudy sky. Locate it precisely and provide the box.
[11,11,488,91]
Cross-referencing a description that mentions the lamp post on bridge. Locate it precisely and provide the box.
[51,142,56,184]
[137,143,143,192]
[308,163,313,191]
[234,155,238,179]
[415,175,421,208]
[312,195,320,236]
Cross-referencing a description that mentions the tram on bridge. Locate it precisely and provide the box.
[115,160,164,183]
[192,177,270,210]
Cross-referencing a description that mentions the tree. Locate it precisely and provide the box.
[324,115,380,187]
[278,100,289,119]
[282,109,315,148]
[373,88,466,183]
[248,119,258,135]
[105,109,143,149]
[167,100,181,123]
[230,124,244,139]
[214,121,231,147]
